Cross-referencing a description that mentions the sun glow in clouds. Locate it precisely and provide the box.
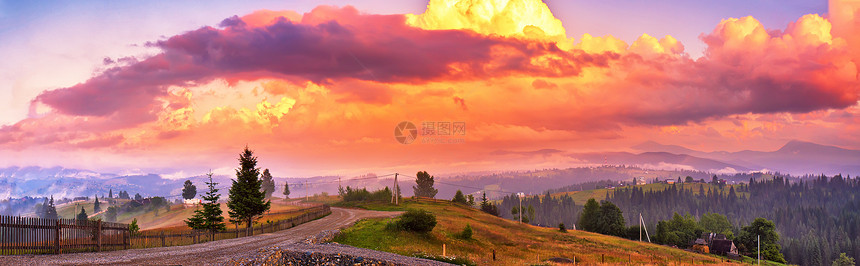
[0,0,858,177]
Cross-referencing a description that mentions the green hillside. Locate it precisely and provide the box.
[333,198,743,265]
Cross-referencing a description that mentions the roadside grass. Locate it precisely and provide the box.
[332,198,741,265]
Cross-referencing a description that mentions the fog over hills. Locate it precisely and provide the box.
[632,140,860,176]
[2,141,857,202]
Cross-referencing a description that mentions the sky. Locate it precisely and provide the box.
[0,0,858,178]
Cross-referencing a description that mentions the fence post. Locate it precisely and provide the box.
[97,220,102,252]
[55,219,61,254]
[161,231,165,247]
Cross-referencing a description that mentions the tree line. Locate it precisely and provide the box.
[603,175,859,266]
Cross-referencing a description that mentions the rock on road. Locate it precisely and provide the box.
[0,207,400,266]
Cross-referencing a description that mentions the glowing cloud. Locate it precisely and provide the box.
[1,0,859,176]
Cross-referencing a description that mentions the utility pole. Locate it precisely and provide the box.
[517,192,524,223]
[395,174,399,205]
[639,213,651,242]
[305,180,309,201]
[757,235,760,265]
[391,173,399,205]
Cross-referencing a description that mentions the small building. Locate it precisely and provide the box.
[635,177,647,185]
[183,198,201,207]
[711,239,738,256]
[665,179,676,184]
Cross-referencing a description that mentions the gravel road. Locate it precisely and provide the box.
[0,207,401,266]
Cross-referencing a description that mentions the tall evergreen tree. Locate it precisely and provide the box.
[108,189,113,199]
[578,198,600,232]
[227,146,271,228]
[186,172,226,232]
[283,181,291,199]
[182,180,197,200]
[261,169,275,199]
[76,208,88,221]
[93,196,101,213]
[413,171,438,198]
[479,192,499,216]
[44,196,57,220]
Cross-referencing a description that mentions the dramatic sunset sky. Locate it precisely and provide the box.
[1,0,859,178]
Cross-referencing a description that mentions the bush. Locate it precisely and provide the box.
[452,190,468,204]
[458,224,473,239]
[129,218,140,236]
[342,186,392,202]
[413,253,476,266]
[559,223,567,232]
[397,209,436,233]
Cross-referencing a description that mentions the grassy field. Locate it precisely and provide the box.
[552,183,749,205]
[56,199,124,219]
[64,198,305,230]
[332,198,744,265]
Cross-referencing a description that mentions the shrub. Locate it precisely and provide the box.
[452,190,468,204]
[129,218,140,236]
[414,253,476,266]
[341,186,392,202]
[559,223,567,232]
[458,224,473,239]
[397,209,436,233]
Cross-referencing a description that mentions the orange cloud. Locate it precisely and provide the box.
[2,0,859,176]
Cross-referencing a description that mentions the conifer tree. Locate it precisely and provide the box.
[45,196,58,220]
[283,181,290,199]
[227,146,271,228]
[261,169,275,199]
[186,172,226,232]
[94,196,101,213]
[452,189,468,204]
[413,171,438,198]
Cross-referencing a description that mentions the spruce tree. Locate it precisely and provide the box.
[227,146,271,228]
[186,172,226,232]
[45,196,58,220]
[94,196,101,213]
[283,181,291,199]
[578,198,600,232]
[261,169,275,199]
[108,189,113,199]
[413,171,438,198]
[76,208,88,221]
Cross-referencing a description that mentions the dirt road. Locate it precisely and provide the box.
[0,207,400,265]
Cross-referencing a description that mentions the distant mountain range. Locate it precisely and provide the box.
[1,140,856,201]
[630,140,860,176]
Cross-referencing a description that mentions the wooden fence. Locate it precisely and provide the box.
[0,216,129,255]
[129,205,331,248]
[0,205,331,255]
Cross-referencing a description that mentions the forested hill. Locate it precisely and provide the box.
[499,175,860,266]
[606,175,860,265]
